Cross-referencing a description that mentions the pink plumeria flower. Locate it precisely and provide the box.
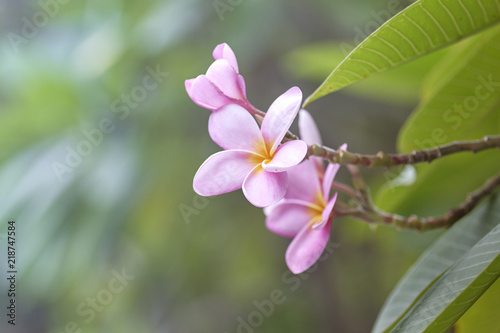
[266,110,347,273]
[185,43,256,113]
[193,87,308,207]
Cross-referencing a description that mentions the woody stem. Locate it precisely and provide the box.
[307,135,500,167]
[343,171,500,231]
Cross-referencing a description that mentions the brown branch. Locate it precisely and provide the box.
[308,135,500,168]
[379,174,500,231]
[348,173,500,231]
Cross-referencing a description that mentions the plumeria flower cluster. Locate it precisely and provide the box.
[188,43,308,207]
[186,43,344,273]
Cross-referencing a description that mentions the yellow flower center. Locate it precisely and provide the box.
[308,191,328,227]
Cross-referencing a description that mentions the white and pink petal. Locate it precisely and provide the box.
[322,163,340,202]
[266,200,316,238]
[262,140,307,173]
[208,104,264,152]
[285,221,331,274]
[237,75,247,99]
[205,59,244,100]
[212,43,239,72]
[242,165,288,207]
[193,150,258,196]
[261,87,303,155]
[284,160,322,202]
[298,109,322,146]
[188,75,235,111]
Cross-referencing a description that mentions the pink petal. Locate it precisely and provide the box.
[266,199,318,238]
[193,150,258,196]
[262,140,307,172]
[286,220,331,274]
[188,75,235,111]
[261,87,303,155]
[185,79,194,94]
[209,104,265,152]
[285,160,322,202]
[322,144,346,200]
[205,59,245,101]
[298,110,322,146]
[213,43,239,72]
[263,200,281,216]
[313,192,337,230]
[299,109,325,174]
[242,165,287,207]
[311,157,325,178]
[237,75,247,99]
[322,163,340,201]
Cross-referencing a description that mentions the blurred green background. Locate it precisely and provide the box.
[0,0,452,332]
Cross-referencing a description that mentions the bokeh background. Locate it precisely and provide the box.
[0,0,452,332]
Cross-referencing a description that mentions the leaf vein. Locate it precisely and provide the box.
[437,0,463,35]
[337,68,364,79]
[420,5,450,40]
[349,58,381,72]
[374,35,406,61]
[359,46,395,66]
[386,26,420,54]
[332,75,352,85]
[449,260,491,275]
[465,249,500,260]
[458,0,476,29]
[402,12,435,48]
[477,0,489,22]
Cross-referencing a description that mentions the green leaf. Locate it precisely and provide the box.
[453,276,500,332]
[304,0,500,106]
[381,270,449,333]
[398,26,500,152]
[283,42,447,105]
[372,196,500,333]
[389,215,500,332]
[376,26,500,217]
[418,35,488,102]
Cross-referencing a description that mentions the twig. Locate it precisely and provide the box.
[344,173,500,231]
[376,174,500,231]
[308,135,500,168]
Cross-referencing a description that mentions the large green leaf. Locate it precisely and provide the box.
[376,26,500,217]
[304,0,500,106]
[372,195,500,333]
[454,277,500,332]
[389,217,500,332]
[398,26,500,152]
